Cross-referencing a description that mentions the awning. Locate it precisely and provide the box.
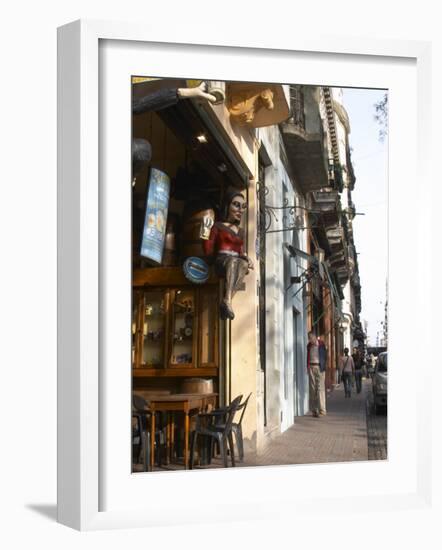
[132,78,252,189]
[322,261,343,317]
[284,244,316,264]
[284,244,324,280]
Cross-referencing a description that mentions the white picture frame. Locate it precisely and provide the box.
[57,19,433,531]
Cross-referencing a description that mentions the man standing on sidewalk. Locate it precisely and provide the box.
[307,331,327,417]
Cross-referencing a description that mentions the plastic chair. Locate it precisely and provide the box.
[212,392,252,462]
[132,392,168,471]
[229,392,252,462]
[132,411,150,471]
[189,395,243,469]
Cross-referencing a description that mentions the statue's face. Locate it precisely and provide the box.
[227,195,247,224]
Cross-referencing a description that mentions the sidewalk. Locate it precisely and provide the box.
[241,378,369,467]
[140,378,371,472]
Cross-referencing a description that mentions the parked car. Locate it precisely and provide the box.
[372,351,387,414]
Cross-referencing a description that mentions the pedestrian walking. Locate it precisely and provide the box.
[336,352,342,386]
[352,347,363,394]
[362,353,368,379]
[370,352,376,378]
[339,347,355,398]
[307,331,327,417]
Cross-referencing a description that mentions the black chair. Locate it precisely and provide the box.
[211,392,252,462]
[132,393,166,471]
[227,392,252,462]
[132,411,150,471]
[189,395,243,469]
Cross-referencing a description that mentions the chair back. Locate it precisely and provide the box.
[222,395,243,434]
[133,392,149,412]
[237,392,252,425]
[132,413,141,435]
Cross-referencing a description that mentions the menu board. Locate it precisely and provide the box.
[140,168,170,264]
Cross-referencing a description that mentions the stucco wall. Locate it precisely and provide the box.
[208,87,312,453]
[207,98,260,452]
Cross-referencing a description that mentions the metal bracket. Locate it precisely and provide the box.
[256,182,322,234]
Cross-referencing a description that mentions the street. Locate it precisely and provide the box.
[365,379,388,460]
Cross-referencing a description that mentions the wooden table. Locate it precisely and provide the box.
[135,392,217,470]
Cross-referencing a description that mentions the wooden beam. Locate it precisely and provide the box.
[133,367,218,378]
[133,266,219,287]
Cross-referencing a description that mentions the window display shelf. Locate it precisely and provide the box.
[132,282,219,373]
[133,367,218,378]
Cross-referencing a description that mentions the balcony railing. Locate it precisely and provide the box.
[328,159,344,191]
[280,89,328,192]
[288,85,305,130]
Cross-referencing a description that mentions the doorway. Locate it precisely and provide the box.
[293,307,305,417]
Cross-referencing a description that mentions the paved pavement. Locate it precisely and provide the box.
[241,378,371,467]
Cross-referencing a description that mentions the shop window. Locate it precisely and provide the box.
[132,286,219,372]
[170,289,195,365]
[132,290,167,368]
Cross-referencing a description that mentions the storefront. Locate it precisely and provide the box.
[131,78,254,406]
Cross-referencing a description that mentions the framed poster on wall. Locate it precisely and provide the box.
[57,19,433,531]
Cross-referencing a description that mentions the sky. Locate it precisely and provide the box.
[340,88,388,346]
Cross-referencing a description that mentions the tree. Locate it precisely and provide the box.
[374,93,388,141]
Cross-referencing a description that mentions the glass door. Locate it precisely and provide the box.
[169,289,196,366]
[140,290,167,368]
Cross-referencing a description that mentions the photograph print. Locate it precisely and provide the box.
[130,77,388,473]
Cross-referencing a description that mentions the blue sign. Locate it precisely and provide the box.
[140,168,170,264]
[183,257,210,284]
